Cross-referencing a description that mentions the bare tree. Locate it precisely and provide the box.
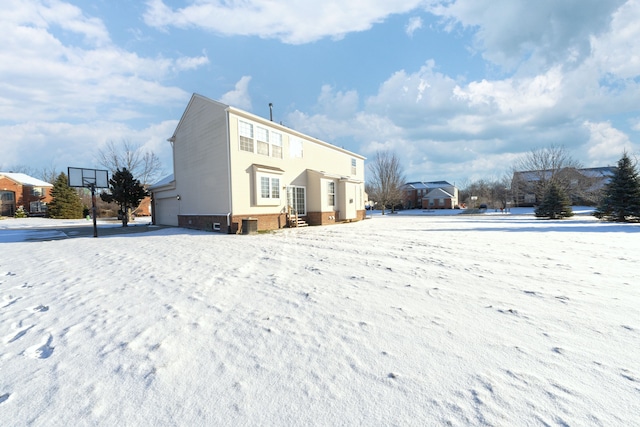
[366,151,406,214]
[39,165,60,184]
[2,164,37,176]
[511,144,582,205]
[96,139,163,185]
[459,175,511,209]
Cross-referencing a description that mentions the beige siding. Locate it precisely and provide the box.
[173,96,231,215]
[227,110,365,217]
[154,94,366,230]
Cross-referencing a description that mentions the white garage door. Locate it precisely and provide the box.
[155,197,179,226]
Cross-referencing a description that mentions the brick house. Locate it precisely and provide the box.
[402,181,459,209]
[150,94,366,233]
[0,172,53,216]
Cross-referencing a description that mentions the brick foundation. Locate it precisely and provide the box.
[178,209,366,234]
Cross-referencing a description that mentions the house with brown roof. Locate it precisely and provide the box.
[0,172,53,217]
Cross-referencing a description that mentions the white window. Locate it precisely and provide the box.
[257,173,280,205]
[290,138,303,158]
[271,132,282,159]
[256,126,269,156]
[30,201,47,213]
[239,120,254,152]
[327,181,335,206]
[31,187,46,197]
[351,158,357,175]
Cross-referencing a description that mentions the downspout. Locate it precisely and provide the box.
[225,109,233,233]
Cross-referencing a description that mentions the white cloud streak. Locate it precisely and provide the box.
[143,0,430,44]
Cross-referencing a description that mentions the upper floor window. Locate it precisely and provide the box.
[271,132,282,159]
[239,119,283,159]
[256,126,269,156]
[31,187,46,197]
[290,138,303,158]
[239,120,254,152]
[351,158,357,175]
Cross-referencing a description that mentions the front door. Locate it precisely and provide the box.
[287,186,306,216]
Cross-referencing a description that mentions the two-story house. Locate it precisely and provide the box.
[0,172,53,216]
[150,94,366,233]
[402,181,459,209]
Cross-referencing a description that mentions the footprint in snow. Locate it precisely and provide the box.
[34,305,49,312]
[0,393,9,404]
[7,325,34,343]
[24,334,55,359]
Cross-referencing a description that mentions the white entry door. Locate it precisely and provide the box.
[287,186,306,216]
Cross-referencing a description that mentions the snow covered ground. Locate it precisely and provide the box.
[1,209,639,426]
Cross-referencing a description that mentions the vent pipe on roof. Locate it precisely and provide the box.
[269,103,273,121]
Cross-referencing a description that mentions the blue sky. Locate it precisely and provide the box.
[2,0,639,185]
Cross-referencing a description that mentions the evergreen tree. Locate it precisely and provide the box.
[100,168,147,227]
[535,181,574,219]
[47,172,84,219]
[594,153,640,222]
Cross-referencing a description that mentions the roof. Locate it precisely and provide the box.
[172,93,366,160]
[149,174,175,190]
[404,181,454,190]
[0,172,53,187]
[426,188,454,198]
[514,167,616,182]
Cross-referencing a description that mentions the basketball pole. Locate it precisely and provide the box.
[89,183,98,238]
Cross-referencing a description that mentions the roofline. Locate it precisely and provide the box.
[168,93,365,160]
[227,105,366,160]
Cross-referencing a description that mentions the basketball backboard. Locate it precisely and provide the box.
[68,167,109,188]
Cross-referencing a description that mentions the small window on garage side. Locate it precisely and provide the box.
[328,181,335,206]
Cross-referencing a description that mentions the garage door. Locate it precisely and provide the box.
[155,197,179,226]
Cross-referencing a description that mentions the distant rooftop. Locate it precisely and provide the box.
[404,181,454,190]
[0,172,53,187]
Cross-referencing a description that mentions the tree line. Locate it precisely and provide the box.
[4,140,159,226]
[366,145,640,222]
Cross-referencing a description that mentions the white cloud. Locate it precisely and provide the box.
[405,16,423,37]
[0,0,207,123]
[590,0,640,79]
[0,120,177,177]
[316,85,359,118]
[220,76,253,111]
[582,121,634,165]
[143,0,429,44]
[430,0,626,72]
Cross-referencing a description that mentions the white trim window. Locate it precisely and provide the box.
[351,158,357,175]
[256,126,269,156]
[327,181,335,206]
[271,132,282,159]
[30,201,47,213]
[260,176,280,199]
[290,138,303,158]
[255,170,281,206]
[239,120,254,152]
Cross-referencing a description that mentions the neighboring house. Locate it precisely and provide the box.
[0,172,53,216]
[511,167,615,206]
[150,94,366,233]
[403,181,459,209]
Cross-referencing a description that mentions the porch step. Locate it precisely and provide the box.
[296,218,308,227]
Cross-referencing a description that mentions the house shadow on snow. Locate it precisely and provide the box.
[419,218,640,234]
